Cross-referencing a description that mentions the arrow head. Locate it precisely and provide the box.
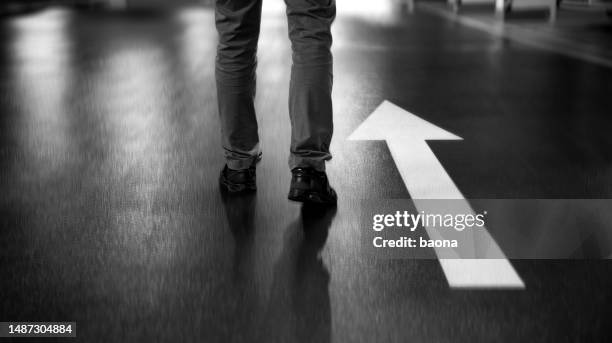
[348,100,463,141]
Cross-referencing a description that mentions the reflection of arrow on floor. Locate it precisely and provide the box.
[349,101,525,289]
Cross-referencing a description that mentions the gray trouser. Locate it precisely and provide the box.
[215,0,335,171]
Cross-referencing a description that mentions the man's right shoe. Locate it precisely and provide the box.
[219,165,256,193]
[288,167,337,205]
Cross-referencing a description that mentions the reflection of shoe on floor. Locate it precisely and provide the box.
[288,167,337,205]
[219,165,256,193]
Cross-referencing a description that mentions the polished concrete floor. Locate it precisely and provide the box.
[1,1,612,342]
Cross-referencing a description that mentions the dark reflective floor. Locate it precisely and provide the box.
[1,2,612,342]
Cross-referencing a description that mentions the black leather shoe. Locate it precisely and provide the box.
[220,165,256,193]
[288,167,337,205]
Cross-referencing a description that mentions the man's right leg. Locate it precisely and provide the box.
[215,0,262,171]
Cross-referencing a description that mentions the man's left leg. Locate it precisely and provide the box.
[285,0,337,205]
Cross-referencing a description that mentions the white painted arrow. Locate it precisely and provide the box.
[349,100,525,289]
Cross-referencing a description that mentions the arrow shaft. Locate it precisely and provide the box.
[386,139,525,288]
[386,139,462,200]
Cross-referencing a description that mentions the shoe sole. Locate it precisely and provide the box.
[288,188,337,205]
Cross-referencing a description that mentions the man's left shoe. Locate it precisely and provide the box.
[288,167,337,205]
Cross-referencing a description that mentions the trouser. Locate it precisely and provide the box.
[215,0,335,171]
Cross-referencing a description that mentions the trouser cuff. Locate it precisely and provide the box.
[289,155,327,172]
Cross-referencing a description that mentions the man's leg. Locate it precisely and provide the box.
[285,0,337,205]
[215,0,262,170]
[284,0,336,172]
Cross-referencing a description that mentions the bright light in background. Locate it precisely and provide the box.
[9,9,74,175]
[10,9,71,64]
[262,0,285,13]
[175,6,216,72]
[336,0,395,18]
[263,0,396,18]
